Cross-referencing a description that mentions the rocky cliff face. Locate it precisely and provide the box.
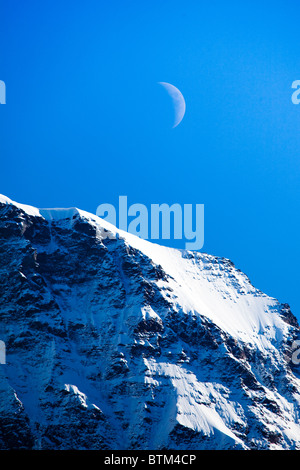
[0,194,300,450]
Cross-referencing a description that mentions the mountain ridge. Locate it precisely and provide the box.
[0,194,299,450]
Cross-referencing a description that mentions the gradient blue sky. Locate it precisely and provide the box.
[1,0,300,319]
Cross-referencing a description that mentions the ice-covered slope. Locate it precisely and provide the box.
[0,194,300,450]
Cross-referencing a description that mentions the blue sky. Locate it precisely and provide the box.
[0,0,300,320]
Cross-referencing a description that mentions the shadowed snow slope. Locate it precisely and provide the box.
[0,194,300,450]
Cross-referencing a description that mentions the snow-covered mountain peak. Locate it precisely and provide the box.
[0,194,299,450]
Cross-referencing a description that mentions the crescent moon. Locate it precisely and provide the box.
[158,82,186,128]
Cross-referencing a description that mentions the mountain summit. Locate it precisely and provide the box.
[0,194,299,450]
